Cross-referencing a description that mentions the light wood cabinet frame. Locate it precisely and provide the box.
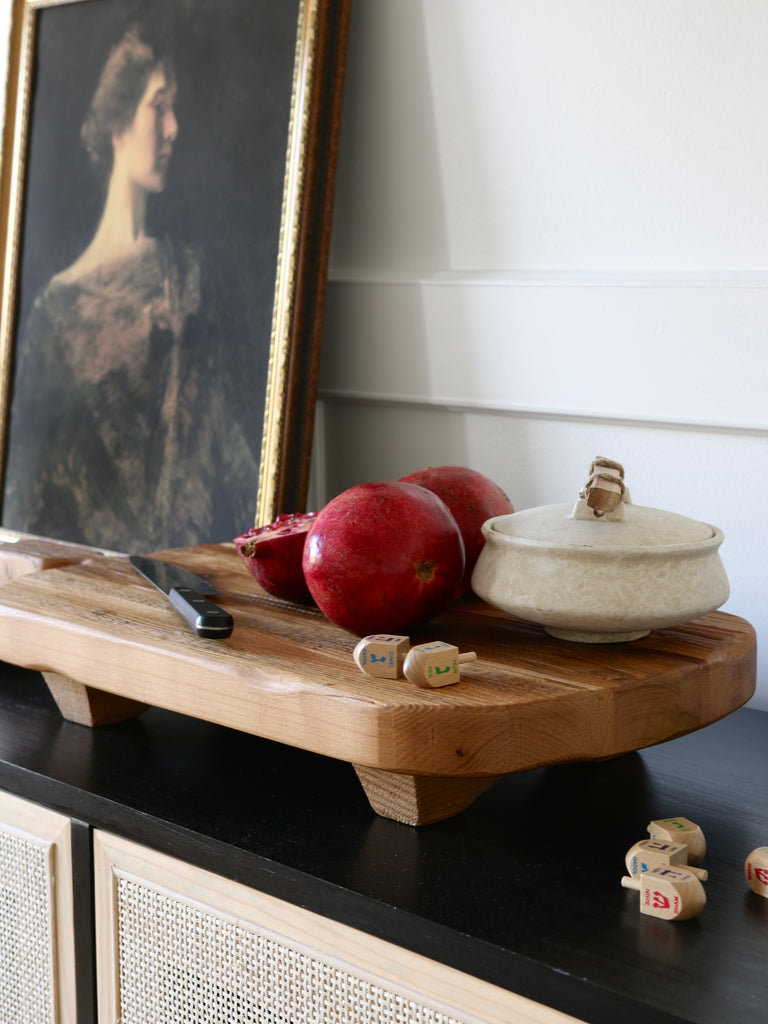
[93,830,583,1024]
[0,790,78,1024]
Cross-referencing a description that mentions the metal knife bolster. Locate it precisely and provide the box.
[167,586,234,639]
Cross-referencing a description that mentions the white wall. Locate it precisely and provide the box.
[1,2,765,707]
[319,0,768,708]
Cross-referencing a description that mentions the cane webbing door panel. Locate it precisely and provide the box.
[0,790,77,1024]
[93,831,582,1024]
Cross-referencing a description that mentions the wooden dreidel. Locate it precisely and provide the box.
[403,641,477,688]
[621,866,707,921]
[744,847,768,898]
[353,635,410,679]
[625,839,708,881]
[647,817,706,866]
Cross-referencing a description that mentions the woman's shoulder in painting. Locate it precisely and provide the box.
[49,235,197,286]
[20,234,204,374]
[33,235,200,306]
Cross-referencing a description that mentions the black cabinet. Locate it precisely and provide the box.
[1,664,766,1024]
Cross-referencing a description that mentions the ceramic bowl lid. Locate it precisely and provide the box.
[490,457,718,551]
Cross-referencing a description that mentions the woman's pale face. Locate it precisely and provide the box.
[112,67,178,193]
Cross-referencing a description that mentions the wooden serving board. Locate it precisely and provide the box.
[0,539,757,824]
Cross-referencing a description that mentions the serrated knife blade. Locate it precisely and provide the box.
[130,555,234,639]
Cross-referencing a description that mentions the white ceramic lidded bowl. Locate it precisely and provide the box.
[471,457,730,643]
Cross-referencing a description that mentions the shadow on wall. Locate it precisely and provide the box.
[312,397,470,506]
[320,2,514,501]
[329,0,452,271]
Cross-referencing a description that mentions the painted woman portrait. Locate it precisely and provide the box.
[2,4,285,552]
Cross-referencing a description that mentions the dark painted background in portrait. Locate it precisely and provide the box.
[5,0,301,548]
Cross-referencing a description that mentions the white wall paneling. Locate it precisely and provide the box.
[321,271,768,431]
[331,1,768,273]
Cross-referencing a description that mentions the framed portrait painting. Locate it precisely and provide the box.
[0,0,349,553]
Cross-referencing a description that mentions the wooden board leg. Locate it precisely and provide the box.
[43,672,148,727]
[353,765,497,826]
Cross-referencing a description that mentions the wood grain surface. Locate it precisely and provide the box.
[0,540,756,785]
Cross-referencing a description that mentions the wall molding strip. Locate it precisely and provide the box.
[320,272,768,432]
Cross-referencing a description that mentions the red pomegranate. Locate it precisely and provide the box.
[399,465,514,595]
[302,481,465,635]
[234,512,317,602]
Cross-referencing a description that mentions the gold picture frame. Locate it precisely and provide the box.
[0,0,349,552]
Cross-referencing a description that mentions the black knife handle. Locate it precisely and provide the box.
[168,587,234,639]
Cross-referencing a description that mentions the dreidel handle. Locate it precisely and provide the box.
[683,864,707,880]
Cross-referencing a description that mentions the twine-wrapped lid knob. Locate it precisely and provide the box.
[572,456,630,522]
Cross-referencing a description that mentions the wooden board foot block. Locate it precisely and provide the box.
[353,765,496,826]
[43,673,147,727]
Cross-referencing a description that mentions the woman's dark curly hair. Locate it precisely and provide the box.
[81,25,174,180]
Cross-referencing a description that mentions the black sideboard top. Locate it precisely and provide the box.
[0,663,766,1024]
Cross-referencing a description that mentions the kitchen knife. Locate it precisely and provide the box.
[129,555,234,639]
